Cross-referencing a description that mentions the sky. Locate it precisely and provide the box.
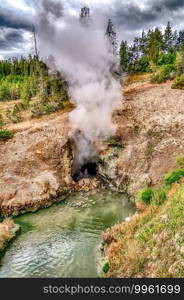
[1,0,184,59]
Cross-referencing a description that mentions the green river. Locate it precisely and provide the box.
[0,190,135,278]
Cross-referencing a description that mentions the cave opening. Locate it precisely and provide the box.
[72,161,98,182]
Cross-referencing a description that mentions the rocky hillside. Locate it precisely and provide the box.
[100,76,184,195]
[0,75,184,217]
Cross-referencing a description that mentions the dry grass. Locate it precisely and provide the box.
[0,95,74,130]
[5,103,74,133]
[123,73,163,97]
[125,74,151,86]
[102,182,184,278]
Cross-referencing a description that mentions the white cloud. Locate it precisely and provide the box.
[5,0,35,13]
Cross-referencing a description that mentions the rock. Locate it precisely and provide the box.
[0,218,20,252]
[180,246,184,254]
[78,178,91,186]
[125,216,131,222]
[160,214,169,223]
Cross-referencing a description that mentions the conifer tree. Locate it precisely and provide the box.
[164,21,173,52]
[172,30,178,51]
[119,41,128,71]
[132,37,140,60]
[105,19,117,53]
[149,28,164,63]
[139,30,149,55]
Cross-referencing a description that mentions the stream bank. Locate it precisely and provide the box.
[101,179,184,278]
[0,219,20,254]
[0,190,135,278]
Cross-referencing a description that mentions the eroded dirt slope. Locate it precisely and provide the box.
[0,112,72,216]
[101,81,184,194]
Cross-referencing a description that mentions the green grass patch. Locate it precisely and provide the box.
[172,74,184,90]
[164,169,184,185]
[140,188,154,205]
[138,184,184,243]
[102,262,110,273]
[152,186,168,206]
[150,64,176,83]
[0,129,14,140]
[107,136,123,149]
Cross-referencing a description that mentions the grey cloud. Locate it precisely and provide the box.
[161,0,184,10]
[0,0,65,56]
[79,0,180,44]
[1,0,184,56]
[0,28,25,51]
[0,7,32,30]
[107,0,184,31]
[111,3,158,29]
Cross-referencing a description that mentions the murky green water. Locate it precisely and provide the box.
[0,190,135,278]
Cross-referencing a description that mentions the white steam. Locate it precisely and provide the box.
[35,1,122,178]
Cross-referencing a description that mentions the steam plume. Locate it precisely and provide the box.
[35,1,122,180]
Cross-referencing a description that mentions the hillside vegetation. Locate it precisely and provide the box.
[102,167,184,278]
[0,56,71,140]
[120,22,184,88]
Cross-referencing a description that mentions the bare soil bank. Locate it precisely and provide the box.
[0,111,98,217]
[105,80,184,195]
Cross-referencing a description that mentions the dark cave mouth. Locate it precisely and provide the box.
[72,162,98,182]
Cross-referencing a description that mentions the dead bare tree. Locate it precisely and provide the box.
[32,25,39,59]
